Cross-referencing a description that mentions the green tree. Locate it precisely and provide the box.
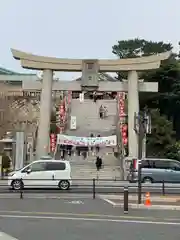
[165,142,180,161]
[146,109,176,157]
[112,38,173,80]
[112,38,173,59]
[142,62,179,103]
[112,38,180,156]
[112,38,180,139]
[140,58,180,139]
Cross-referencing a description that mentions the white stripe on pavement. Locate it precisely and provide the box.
[1,214,180,226]
[0,232,18,240]
[101,198,180,210]
[99,194,178,202]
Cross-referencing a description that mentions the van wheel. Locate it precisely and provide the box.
[58,180,70,190]
[11,179,24,190]
[142,177,153,183]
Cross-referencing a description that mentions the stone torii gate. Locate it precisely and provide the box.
[11,49,171,159]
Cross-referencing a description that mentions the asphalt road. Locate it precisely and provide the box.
[0,197,180,239]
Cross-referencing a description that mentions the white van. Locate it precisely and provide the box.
[8,160,71,190]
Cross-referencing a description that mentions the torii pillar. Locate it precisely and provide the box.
[36,70,53,159]
[127,70,139,158]
[11,49,171,159]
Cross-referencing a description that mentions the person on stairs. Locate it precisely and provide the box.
[103,106,108,118]
[96,134,101,153]
[99,105,104,119]
[90,133,94,152]
[93,91,97,103]
[95,156,102,171]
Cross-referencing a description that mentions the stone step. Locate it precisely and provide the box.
[71,166,118,170]
[66,130,115,137]
[72,169,115,172]
[72,171,118,176]
[66,98,118,166]
[71,170,121,180]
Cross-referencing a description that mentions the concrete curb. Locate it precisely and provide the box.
[114,203,180,210]
[101,197,180,210]
[99,194,179,202]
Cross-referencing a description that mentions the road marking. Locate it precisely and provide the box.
[0,232,18,239]
[102,198,180,210]
[0,210,178,222]
[1,214,180,226]
[1,209,180,222]
[100,196,180,210]
[102,198,117,206]
[0,210,146,219]
[66,200,84,204]
[100,194,178,202]
[0,210,160,220]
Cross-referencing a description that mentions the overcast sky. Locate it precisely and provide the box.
[0,0,179,80]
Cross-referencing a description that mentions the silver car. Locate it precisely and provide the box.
[128,158,180,183]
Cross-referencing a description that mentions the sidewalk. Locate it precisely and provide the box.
[100,194,180,210]
[0,180,7,186]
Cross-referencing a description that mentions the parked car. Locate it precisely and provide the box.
[8,159,71,190]
[128,158,180,183]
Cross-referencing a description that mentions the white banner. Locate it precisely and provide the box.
[79,93,84,103]
[57,134,117,146]
[70,116,77,130]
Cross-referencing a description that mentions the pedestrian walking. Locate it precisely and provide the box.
[99,105,103,119]
[90,133,94,151]
[93,91,97,102]
[95,156,102,171]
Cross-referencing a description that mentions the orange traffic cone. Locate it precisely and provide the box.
[144,192,151,206]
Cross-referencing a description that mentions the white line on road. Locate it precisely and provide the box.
[101,198,117,206]
[0,232,18,240]
[101,197,180,210]
[1,214,180,226]
[99,194,178,202]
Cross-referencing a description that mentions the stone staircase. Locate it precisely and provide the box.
[66,99,117,137]
[62,98,122,180]
[71,163,121,181]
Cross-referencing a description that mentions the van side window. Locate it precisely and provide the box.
[141,160,152,168]
[153,160,169,169]
[169,162,180,171]
[46,162,66,171]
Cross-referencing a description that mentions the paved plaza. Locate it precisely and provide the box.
[0,195,180,239]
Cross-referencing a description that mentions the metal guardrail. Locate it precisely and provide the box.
[0,178,179,198]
